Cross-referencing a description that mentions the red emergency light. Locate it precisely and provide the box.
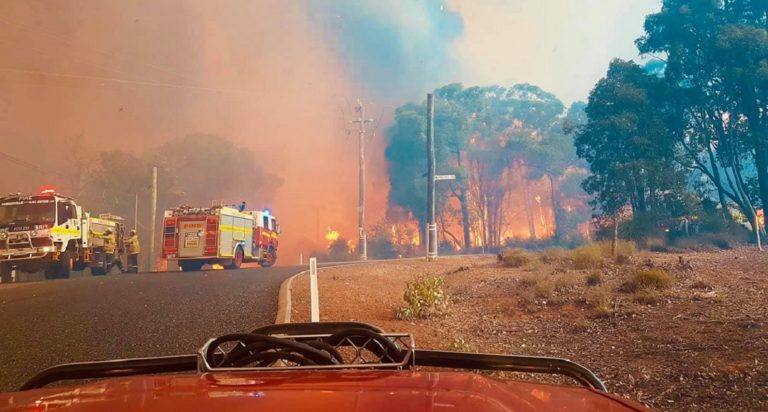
[38,186,56,196]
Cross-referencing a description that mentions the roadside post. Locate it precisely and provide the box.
[309,257,319,322]
[757,209,764,251]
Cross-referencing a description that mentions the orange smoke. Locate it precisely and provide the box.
[0,0,389,265]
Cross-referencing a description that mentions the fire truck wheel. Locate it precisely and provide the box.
[260,247,277,268]
[0,264,11,283]
[180,261,204,272]
[73,255,88,271]
[47,250,73,279]
[91,253,107,276]
[225,247,244,270]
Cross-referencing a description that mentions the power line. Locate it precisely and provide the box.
[0,150,48,175]
[0,16,201,85]
[0,67,256,95]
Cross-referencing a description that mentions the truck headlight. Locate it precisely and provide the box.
[31,230,38,237]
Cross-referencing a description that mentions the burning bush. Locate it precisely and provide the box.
[396,275,449,319]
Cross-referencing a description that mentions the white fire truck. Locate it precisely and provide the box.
[88,214,126,276]
[0,190,91,281]
[161,205,280,271]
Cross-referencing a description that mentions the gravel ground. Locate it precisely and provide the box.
[0,265,302,392]
[290,249,768,412]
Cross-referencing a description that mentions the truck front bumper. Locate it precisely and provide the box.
[0,248,55,262]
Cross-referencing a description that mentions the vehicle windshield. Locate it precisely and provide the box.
[0,202,55,226]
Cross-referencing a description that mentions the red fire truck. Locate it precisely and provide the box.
[161,205,279,271]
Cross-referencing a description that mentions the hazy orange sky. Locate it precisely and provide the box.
[0,0,661,262]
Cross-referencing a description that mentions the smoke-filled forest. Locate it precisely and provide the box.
[1,0,766,265]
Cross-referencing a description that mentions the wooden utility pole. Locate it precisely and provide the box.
[134,194,139,231]
[351,100,374,261]
[426,93,437,261]
[148,167,157,272]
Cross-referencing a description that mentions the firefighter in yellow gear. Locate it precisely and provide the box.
[103,229,124,273]
[125,229,140,273]
[103,229,116,254]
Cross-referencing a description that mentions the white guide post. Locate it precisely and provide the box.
[309,257,319,322]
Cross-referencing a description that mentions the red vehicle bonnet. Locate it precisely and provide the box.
[0,370,652,412]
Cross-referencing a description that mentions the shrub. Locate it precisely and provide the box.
[597,240,637,258]
[618,211,667,243]
[449,337,474,352]
[691,280,713,290]
[645,237,669,252]
[615,254,631,265]
[585,285,613,317]
[573,244,603,269]
[620,269,672,293]
[585,271,603,287]
[534,277,555,298]
[396,275,449,319]
[518,273,554,298]
[500,248,533,268]
[634,290,661,305]
[540,247,568,264]
[701,233,732,250]
[553,274,576,293]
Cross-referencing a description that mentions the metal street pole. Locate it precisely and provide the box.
[351,100,374,261]
[426,93,437,261]
[148,166,157,272]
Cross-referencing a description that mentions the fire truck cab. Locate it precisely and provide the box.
[0,190,91,281]
[162,205,279,272]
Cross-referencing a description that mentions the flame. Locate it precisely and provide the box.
[211,264,224,270]
[325,227,340,242]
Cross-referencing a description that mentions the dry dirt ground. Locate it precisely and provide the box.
[290,248,767,412]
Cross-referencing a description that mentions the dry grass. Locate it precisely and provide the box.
[634,290,662,305]
[500,248,533,268]
[540,247,569,264]
[449,337,474,352]
[620,269,672,293]
[598,240,637,257]
[519,273,555,298]
[585,271,603,286]
[573,244,603,269]
[691,279,713,290]
[585,285,613,317]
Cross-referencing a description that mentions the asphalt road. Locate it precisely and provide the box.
[0,265,304,392]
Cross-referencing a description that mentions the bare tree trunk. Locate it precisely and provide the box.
[459,189,471,251]
[706,141,730,216]
[547,174,559,241]
[456,151,472,251]
[522,173,537,240]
